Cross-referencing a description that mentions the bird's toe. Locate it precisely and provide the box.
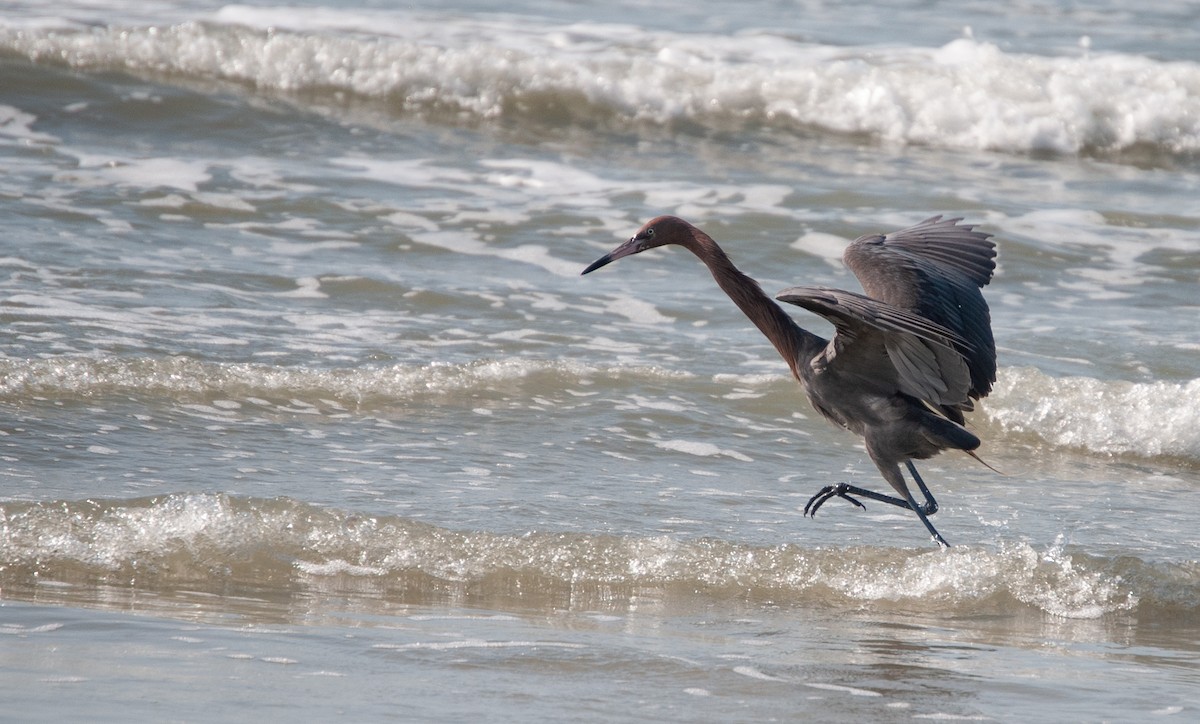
[804,483,866,516]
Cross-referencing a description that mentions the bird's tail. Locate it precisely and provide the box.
[963,449,1004,475]
[922,412,981,453]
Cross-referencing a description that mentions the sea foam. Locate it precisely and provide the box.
[3,11,1198,156]
[0,493,1160,619]
[986,367,1200,460]
[0,355,690,407]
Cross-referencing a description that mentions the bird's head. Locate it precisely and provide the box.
[581,215,687,275]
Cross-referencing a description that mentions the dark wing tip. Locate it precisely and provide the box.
[846,216,997,290]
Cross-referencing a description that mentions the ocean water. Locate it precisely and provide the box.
[2,0,1199,720]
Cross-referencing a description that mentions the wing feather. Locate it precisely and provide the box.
[775,286,971,408]
[842,216,997,405]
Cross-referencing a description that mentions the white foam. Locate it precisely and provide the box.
[2,493,244,570]
[1002,208,1197,271]
[4,15,1196,155]
[790,232,851,267]
[987,367,1200,459]
[733,665,787,682]
[59,154,212,192]
[0,495,1154,619]
[655,439,754,462]
[805,682,882,697]
[0,623,65,635]
[0,105,59,145]
[601,295,675,326]
[0,356,694,407]
[409,229,579,278]
[295,559,386,576]
[375,639,585,651]
[900,543,1129,618]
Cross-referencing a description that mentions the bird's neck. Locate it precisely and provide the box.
[684,229,826,379]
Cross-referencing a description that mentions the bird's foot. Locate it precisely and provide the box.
[803,484,867,517]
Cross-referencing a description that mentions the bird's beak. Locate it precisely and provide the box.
[581,236,643,275]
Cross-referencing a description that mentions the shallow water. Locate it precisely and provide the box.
[2,1,1199,721]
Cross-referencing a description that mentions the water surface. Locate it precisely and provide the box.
[2,1,1199,721]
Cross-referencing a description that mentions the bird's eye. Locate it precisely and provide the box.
[644,228,655,238]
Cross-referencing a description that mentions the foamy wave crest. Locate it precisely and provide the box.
[0,356,685,406]
[4,9,1199,157]
[2,494,1182,619]
[986,367,1200,460]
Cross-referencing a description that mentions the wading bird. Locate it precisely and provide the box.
[581,215,996,547]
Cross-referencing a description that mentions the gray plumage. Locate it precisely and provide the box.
[582,214,998,547]
[840,215,996,421]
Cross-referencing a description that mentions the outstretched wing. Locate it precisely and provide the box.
[775,286,972,410]
[842,216,997,415]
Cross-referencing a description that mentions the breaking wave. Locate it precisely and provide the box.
[4,493,1190,619]
[3,357,1197,463]
[986,367,1200,462]
[3,7,1199,157]
[0,355,689,407]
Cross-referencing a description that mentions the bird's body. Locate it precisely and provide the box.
[582,215,997,547]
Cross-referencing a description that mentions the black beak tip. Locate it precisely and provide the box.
[580,255,613,275]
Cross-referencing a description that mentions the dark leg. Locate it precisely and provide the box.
[804,461,949,548]
[905,460,939,516]
[803,483,910,516]
[898,486,950,548]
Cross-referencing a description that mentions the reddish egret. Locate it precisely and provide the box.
[582,215,996,547]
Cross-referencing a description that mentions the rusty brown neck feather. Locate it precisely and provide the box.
[676,225,826,379]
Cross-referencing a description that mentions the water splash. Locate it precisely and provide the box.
[0,494,1167,619]
[986,367,1200,460]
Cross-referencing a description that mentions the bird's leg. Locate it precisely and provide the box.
[804,483,909,517]
[805,461,950,548]
[904,461,939,516]
[901,487,950,548]
[885,461,949,547]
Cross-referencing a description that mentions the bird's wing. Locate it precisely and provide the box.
[845,216,996,289]
[775,286,972,408]
[842,216,997,403]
